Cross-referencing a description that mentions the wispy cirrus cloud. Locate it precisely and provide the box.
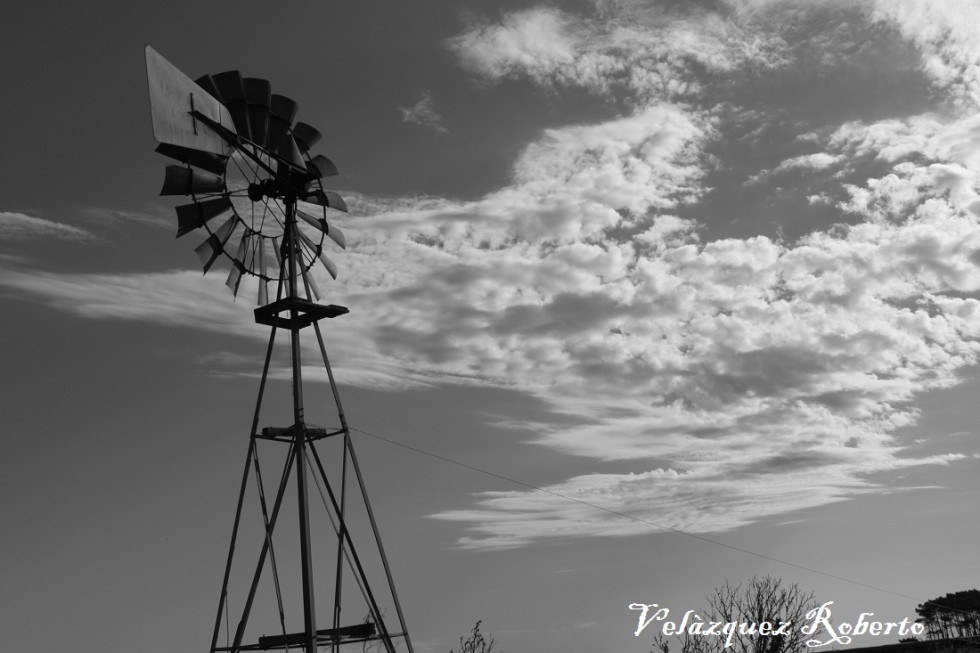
[398,91,448,133]
[0,211,94,241]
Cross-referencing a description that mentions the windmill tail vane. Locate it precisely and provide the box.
[145,45,413,653]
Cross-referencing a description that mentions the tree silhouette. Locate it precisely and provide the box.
[915,590,980,641]
[450,621,496,653]
[651,576,818,653]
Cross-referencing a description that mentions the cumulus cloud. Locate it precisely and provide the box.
[868,0,980,108]
[398,91,448,133]
[7,0,980,550]
[448,5,787,101]
[449,0,980,113]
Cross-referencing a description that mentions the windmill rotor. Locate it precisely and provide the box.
[146,45,347,305]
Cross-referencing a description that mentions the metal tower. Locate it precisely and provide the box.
[145,46,413,653]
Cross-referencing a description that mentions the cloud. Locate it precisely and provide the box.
[434,451,962,549]
[747,152,844,185]
[868,0,980,108]
[0,211,94,241]
[8,1,980,550]
[81,206,173,229]
[447,2,896,103]
[450,5,747,100]
[398,91,448,133]
[447,0,980,113]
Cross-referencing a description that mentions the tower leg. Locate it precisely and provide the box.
[285,196,318,653]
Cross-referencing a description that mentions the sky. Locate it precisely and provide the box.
[3,1,980,652]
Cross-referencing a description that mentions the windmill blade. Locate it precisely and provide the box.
[225,232,250,296]
[241,229,257,272]
[243,77,272,149]
[155,143,227,176]
[194,74,223,103]
[160,165,225,196]
[145,46,235,156]
[267,94,299,154]
[292,122,322,153]
[297,209,346,249]
[297,229,339,280]
[272,236,283,270]
[257,238,269,305]
[175,197,233,237]
[212,70,252,141]
[300,265,322,301]
[308,154,339,178]
[266,236,285,301]
[307,189,349,213]
[194,214,239,274]
[276,133,307,171]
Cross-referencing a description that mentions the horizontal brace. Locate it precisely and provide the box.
[260,425,330,440]
[308,428,345,441]
[254,298,348,331]
[213,624,396,651]
[253,433,293,443]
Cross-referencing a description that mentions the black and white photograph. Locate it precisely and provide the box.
[3,2,980,653]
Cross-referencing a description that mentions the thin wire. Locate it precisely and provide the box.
[348,426,949,608]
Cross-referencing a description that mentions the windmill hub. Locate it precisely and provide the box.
[247,179,289,202]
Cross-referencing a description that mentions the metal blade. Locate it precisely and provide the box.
[272,236,283,270]
[297,229,339,280]
[257,238,268,305]
[276,134,307,171]
[155,143,227,176]
[243,77,271,149]
[318,252,339,280]
[307,190,349,213]
[301,265,322,301]
[212,70,251,141]
[175,197,233,237]
[308,154,339,178]
[292,122,322,153]
[225,232,249,296]
[242,230,257,272]
[194,74,223,103]
[194,214,239,274]
[267,94,299,153]
[145,46,236,155]
[297,209,346,249]
[160,165,225,196]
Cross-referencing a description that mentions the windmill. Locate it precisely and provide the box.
[144,46,413,653]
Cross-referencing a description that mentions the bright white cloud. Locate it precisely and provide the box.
[450,0,980,111]
[448,5,786,100]
[868,0,980,107]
